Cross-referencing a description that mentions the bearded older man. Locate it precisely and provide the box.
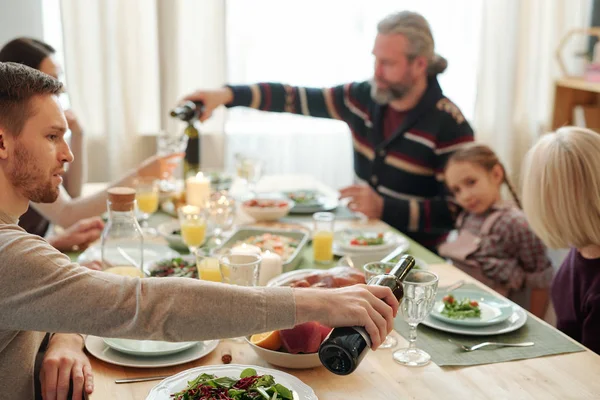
[180,11,474,251]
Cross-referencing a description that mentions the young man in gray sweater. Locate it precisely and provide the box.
[0,62,398,400]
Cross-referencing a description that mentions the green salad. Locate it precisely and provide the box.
[285,190,319,205]
[149,257,197,279]
[171,368,293,400]
[441,294,481,319]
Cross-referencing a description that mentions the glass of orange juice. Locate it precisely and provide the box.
[195,254,222,282]
[178,205,207,256]
[313,212,335,265]
[134,177,160,235]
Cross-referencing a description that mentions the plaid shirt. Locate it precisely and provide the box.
[453,204,553,291]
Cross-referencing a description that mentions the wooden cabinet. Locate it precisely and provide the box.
[551,77,600,131]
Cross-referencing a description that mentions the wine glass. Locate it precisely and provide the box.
[393,270,439,367]
[156,131,187,192]
[218,250,262,342]
[235,154,263,198]
[207,191,236,246]
[177,205,208,256]
[363,262,399,349]
[134,177,159,236]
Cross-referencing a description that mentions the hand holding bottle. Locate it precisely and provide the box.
[179,88,233,122]
[293,284,398,350]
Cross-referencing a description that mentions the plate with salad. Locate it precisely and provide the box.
[429,289,515,327]
[146,364,317,400]
[283,190,338,214]
[335,229,405,254]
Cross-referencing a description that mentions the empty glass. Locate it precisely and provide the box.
[393,270,439,367]
[218,251,261,287]
[156,132,187,192]
[218,251,262,342]
[363,262,398,349]
[235,154,263,198]
[207,191,236,246]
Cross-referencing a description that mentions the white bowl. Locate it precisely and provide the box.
[244,337,322,369]
[241,198,294,221]
[156,221,188,251]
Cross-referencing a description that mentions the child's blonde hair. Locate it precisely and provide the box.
[521,127,600,249]
[446,143,521,208]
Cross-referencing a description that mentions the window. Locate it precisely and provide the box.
[225,0,483,134]
[42,0,69,108]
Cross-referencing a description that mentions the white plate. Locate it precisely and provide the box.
[335,229,403,253]
[102,338,198,357]
[429,289,514,327]
[333,237,409,258]
[267,269,322,287]
[77,243,181,275]
[289,197,339,214]
[146,364,318,400]
[85,336,219,368]
[421,304,527,336]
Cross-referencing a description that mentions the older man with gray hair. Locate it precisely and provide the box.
[182,11,474,251]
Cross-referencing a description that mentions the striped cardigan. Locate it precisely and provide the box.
[226,78,474,250]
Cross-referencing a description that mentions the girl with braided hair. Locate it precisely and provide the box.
[438,143,553,318]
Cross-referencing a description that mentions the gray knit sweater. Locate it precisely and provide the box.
[0,211,296,399]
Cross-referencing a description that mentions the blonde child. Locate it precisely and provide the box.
[521,127,600,353]
[438,143,553,318]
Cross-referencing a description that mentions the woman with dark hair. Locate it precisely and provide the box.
[0,38,182,253]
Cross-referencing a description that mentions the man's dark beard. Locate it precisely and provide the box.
[8,144,59,203]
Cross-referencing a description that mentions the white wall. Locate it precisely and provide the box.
[0,0,43,44]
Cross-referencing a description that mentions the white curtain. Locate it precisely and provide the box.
[474,0,591,180]
[60,0,226,181]
[60,0,161,181]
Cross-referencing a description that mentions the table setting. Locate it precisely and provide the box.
[69,173,600,400]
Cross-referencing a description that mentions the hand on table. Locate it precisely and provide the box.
[40,334,93,400]
[48,217,104,253]
[339,184,384,219]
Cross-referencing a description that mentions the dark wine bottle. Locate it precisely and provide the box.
[169,101,205,177]
[318,255,415,375]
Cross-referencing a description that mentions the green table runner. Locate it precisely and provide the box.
[394,283,584,367]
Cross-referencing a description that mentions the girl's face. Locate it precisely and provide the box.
[445,160,504,215]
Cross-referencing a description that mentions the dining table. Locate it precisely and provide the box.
[76,174,600,400]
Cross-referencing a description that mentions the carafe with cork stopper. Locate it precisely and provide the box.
[101,187,145,277]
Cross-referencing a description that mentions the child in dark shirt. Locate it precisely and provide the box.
[521,127,600,353]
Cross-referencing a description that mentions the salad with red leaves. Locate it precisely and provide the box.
[171,368,293,400]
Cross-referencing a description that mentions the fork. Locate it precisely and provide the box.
[448,339,534,352]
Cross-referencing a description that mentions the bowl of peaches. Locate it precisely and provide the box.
[241,198,294,222]
[246,267,366,369]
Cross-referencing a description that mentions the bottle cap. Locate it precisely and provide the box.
[107,187,136,211]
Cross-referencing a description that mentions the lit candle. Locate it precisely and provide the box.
[258,250,283,286]
[230,243,261,256]
[186,172,211,208]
